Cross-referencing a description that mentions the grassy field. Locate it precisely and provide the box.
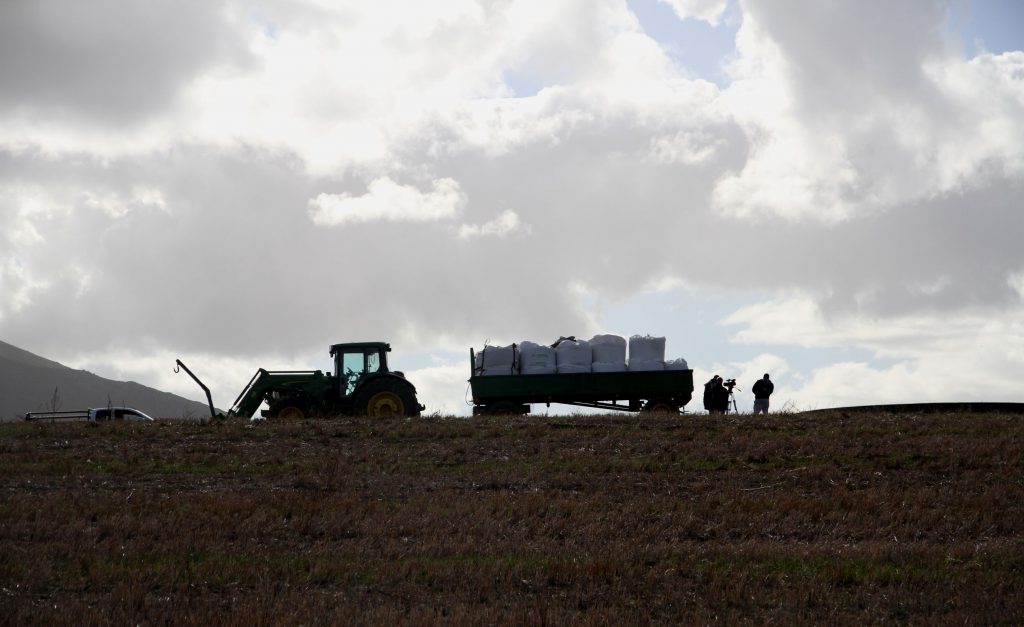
[1,411,1021,624]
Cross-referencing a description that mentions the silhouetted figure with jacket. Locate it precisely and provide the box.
[704,375,729,414]
[752,373,774,414]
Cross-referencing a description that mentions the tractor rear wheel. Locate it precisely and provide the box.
[355,378,420,418]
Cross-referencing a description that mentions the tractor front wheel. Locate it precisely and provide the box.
[355,378,420,418]
[269,397,309,420]
[273,404,307,420]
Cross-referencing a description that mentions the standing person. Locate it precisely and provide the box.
[704,376,729,414]
[703,376,720,412]
[752,373,774,414]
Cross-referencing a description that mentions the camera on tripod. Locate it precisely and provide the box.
[723,378,738,391]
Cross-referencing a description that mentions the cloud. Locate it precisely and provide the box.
[722,294,1024,406]
[309,177,466,226]
[0,1,1021,413]
[458,210,529,239]
[657,0,730,25]
[0,0,247,126]
[403,361,471,416]
[648,130,724,164]
[83,187,167,219]
[714,1,1024,223]
[723,295,1023,357]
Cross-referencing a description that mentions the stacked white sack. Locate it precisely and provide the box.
[590,334,626,372]
[475,344,518,376]
[665,358,689,370]
[629,335,666,361]
[556,339,592,373]
[519,341,556,375]
[628,335,666,372]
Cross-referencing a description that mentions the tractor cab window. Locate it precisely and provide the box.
[339,350,383,396]
[340,352,363,396]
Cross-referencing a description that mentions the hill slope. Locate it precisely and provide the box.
[0,340,213,420]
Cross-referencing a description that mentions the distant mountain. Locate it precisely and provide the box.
[0,340,214,421]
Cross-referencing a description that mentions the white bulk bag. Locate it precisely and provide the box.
[556,339,592,373]
[475,344,517,375]
[628,335,666,363]
[665,358,689,370]
[590,334,627,364]
[519,341,556,375]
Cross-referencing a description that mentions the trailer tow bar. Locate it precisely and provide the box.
[175,359,220,420]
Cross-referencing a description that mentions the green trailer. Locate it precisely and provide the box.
[468,348,694,415]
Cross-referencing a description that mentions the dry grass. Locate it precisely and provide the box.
[1,411,1022,625]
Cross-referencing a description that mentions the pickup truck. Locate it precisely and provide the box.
[24,407,156,422]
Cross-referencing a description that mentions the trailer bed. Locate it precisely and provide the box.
[470,368,694,414]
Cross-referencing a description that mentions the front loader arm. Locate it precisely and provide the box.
[175,359,221,420]
[229,369,326,418]
[228,368,272,418]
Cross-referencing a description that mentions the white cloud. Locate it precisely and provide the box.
[308,177,466,226]
[403,361,471,416]
[713,2,1024,223]
[83,186,167,218]
[657,0,730,25]
[722,294,1024,407]
[458,210,529,239]
[642,276,691,294]
[648,129,723,164]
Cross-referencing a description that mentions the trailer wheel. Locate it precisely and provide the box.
[486,401,525,416]
[642,399,679,414]
[356,378,420,418]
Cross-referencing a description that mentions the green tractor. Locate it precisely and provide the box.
[176,342,423,419]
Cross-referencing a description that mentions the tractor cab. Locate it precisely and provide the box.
[330,342,392,397]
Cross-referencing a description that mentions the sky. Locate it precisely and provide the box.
[1,0,1022,416]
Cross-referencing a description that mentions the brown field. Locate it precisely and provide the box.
[1,411,1022,625]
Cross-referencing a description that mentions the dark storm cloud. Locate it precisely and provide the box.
[0,0,247,124]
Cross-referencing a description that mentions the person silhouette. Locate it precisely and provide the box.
[752,373,774,414]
